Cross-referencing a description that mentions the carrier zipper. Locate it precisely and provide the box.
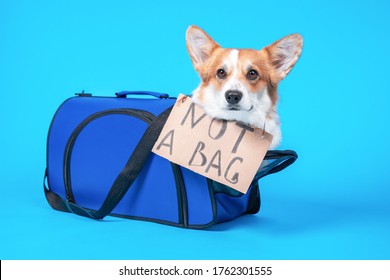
[170,164,188,227]
[63,108,156,203]
[75,90,92,97]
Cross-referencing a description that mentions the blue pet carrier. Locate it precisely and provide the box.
[44,91,297,229]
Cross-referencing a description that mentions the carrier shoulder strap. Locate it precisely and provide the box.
[44,106,173,220]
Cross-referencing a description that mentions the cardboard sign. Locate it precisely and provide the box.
[152,94,273,194]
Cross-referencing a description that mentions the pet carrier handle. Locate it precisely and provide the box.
[55,106,173,220]
[115,90,169,99]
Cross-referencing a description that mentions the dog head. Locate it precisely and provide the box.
[186,25,303,128]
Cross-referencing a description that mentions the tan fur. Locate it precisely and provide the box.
[186,25,303,148]
[193,48,280,107]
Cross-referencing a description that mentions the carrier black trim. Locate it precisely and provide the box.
[63,108,155,203]
[58,107,188,226]
[44,93,298,229]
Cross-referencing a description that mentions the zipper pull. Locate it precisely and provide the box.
[65,193,74,203]
[75,90,92,97]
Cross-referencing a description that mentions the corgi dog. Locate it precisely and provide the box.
[186,26,303,148]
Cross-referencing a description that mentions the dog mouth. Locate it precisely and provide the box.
[227,105,253,112]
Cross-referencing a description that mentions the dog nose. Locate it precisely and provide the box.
[225,90,243,105]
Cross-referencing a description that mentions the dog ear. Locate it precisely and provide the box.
[186,25,220,71]
[265,34,303,80]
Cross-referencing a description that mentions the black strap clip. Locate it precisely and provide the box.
[75,90,92,97]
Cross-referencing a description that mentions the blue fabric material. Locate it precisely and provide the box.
[46,94,270,228]
[214,187,253,223]
[180,168,214,226]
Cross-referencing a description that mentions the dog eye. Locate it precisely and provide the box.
[216,68,227,79]
[247,69,259,80]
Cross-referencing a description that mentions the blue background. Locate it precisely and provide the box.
[1,0,389,259]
